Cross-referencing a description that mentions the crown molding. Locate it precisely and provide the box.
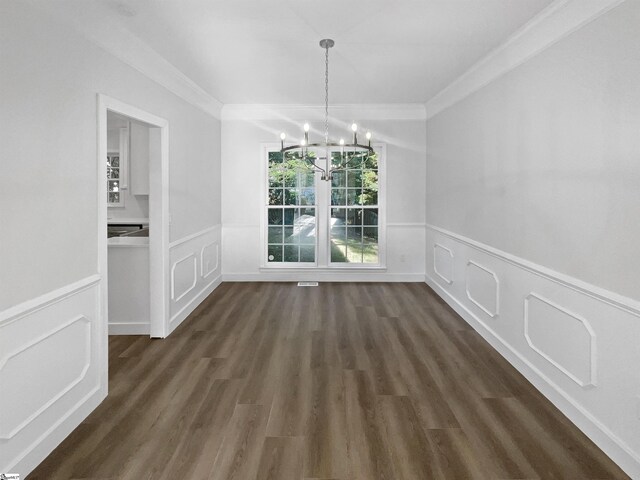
[29,1,223,119]
[221,104,426,121]
[425,0,626,120]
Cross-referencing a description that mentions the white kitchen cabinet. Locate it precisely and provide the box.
[130,121,150,195]
[108,237,150,334]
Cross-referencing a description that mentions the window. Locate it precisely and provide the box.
[266,151,317,264]
[107,126,129,207]
[107,152,123,206]
[329,151,379,264]
[263,145,384,268]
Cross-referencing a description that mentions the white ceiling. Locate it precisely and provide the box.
[51,0,554,104]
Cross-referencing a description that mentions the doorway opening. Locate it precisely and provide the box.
[97,95,169,347]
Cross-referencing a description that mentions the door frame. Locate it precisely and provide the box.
[97,94,170,348]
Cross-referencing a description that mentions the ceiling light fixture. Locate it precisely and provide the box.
[280,39,373,181]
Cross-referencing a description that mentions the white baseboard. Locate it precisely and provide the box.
[222,272,426,283]
[108,322,150,335]
[10,387,105,476]
[425,224,640,478]
[169,275,222,334]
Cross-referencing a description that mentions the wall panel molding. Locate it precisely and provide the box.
[524,293,597,388]
[425,225,640,478]
[170,253,198,303]
[0,316,91,440]
[426,224,640,317]
[465,260,500,317]
[0,276,103,476]
[201,242,219,279]
[433,243,454,285]
[168,224,222,334]
[425,0,626,119]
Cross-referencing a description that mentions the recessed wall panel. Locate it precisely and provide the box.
[524,293,596,387]
[433,243,454,284]
[466,261,499,317]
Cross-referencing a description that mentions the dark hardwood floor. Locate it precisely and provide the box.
[28,282,628,479]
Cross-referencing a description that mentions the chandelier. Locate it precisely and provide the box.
[279,39,374,181]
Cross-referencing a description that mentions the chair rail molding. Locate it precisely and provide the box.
[168,224,222,334]
[0,275,104,476]
[425,223,640,478]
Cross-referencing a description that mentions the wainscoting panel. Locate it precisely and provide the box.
[466,260,499,317]
[433,243,454,284]
[425,224,640,478]
[0,276,104,476]
[169,225,222,333]
[525,293,596,388]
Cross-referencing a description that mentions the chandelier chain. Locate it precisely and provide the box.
[324,43,329,144]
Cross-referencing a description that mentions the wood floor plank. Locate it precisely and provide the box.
[27,282,629,480]
[255,436,304,480]
[208,404,268,480]
[303,368,350,479]
[344,369,395,480]
[377,395,439,480]
[159,378,243,480]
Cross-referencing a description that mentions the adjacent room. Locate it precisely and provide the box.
[1,0,639,478]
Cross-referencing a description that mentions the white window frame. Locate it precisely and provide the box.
[260,143,386,270]
[107,126,129,208]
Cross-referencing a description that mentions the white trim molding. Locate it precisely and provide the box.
[0,275,103,476]
[168,224,222,334]
[169,224,221,249]
[425,224,640,478]
[201,242,219,279]
[433,243,454,285]
[222,103,426,121]
[465,260,500,318]
[98,94,171,339]
[31,2,222,119]
[170,253,198,303]
[0,275,100,326]
[427,224,640,317]
[524,292,597,388]
[425,0,626,119]
[223,272,424,283]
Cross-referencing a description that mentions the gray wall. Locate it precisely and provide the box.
[426,0,640,300]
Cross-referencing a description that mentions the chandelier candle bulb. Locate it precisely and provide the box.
[366,131,372,148]
[280,132,286,150]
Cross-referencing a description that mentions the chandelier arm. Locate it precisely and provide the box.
[282,142,373,152]
[306,159,327,174]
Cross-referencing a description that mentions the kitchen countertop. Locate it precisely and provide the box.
[107,236,149,247]
[107,218,149,225]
